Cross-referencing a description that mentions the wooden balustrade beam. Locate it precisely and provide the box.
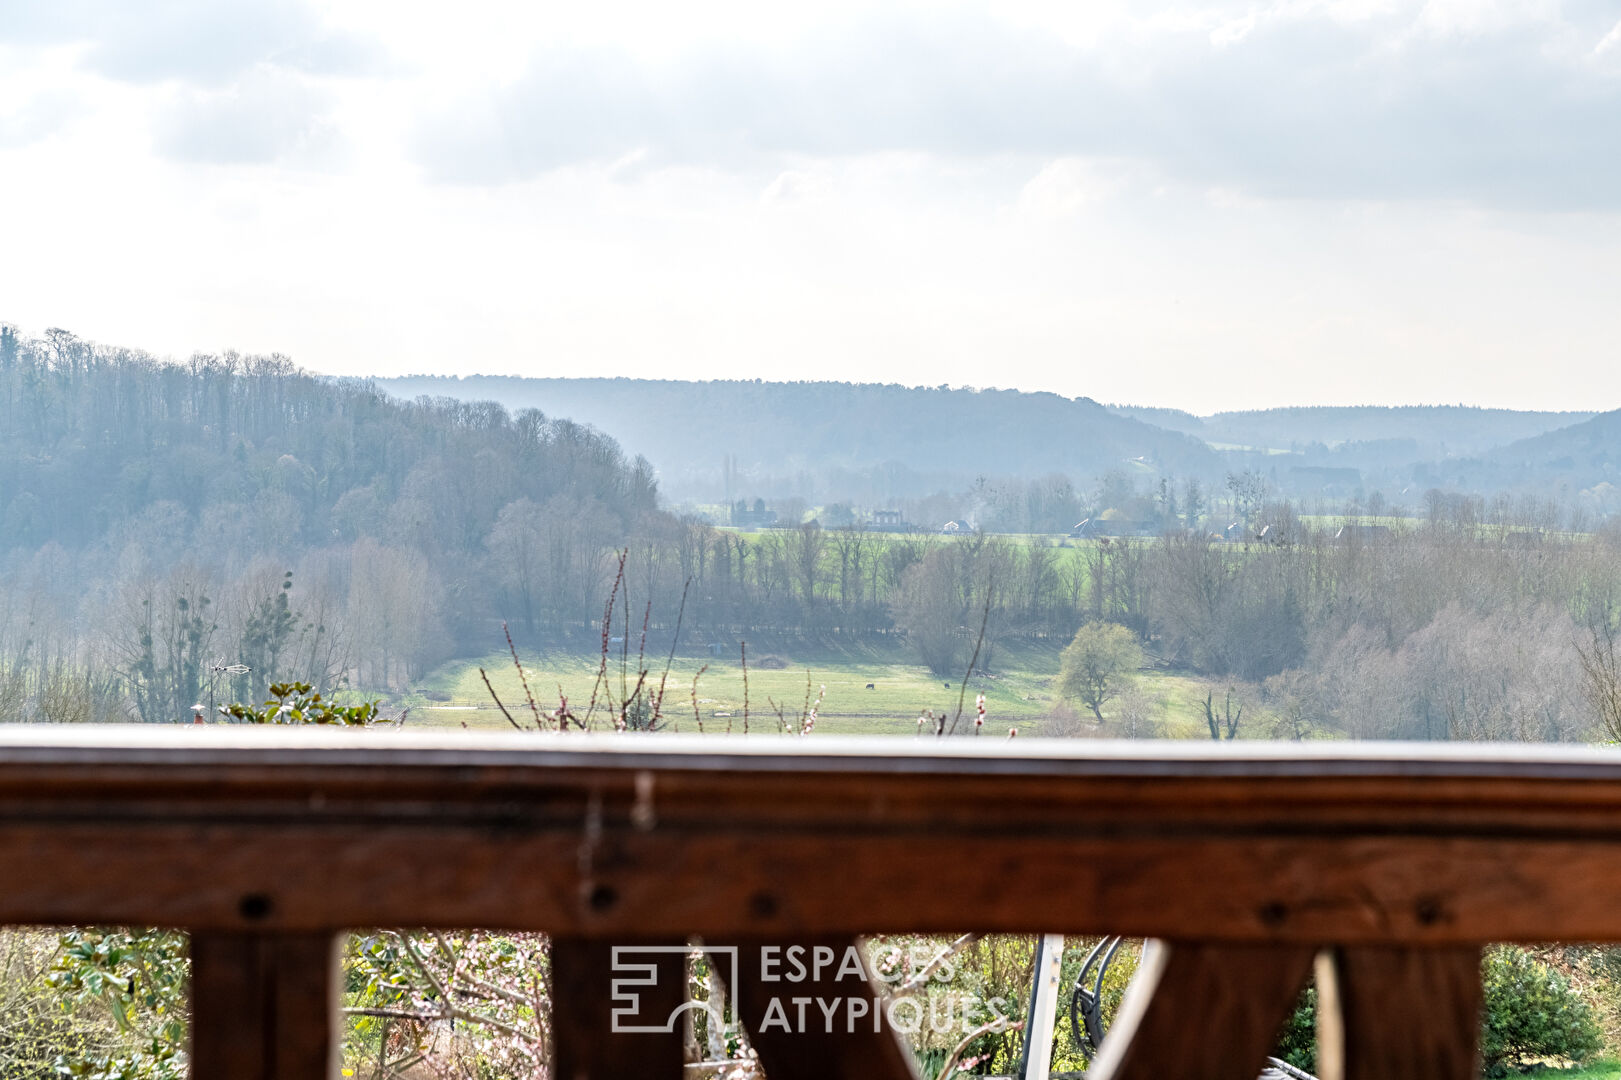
[1086,940,1317,1080]
[0,731,1617,946]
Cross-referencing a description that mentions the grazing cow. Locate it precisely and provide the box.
[944,682,951,689]
[865,683,875,690]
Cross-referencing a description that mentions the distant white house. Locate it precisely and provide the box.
[1334,524,1392,543]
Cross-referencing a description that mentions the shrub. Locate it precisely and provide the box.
[44,928,188,1080]
[1481,946,1602,1074]
[216,682,377,725]
[1272,986,1316,1073]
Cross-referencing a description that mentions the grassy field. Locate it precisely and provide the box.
[400,639,1232,738]
[722,527,1094,551]
[1522,1062,1621,1079]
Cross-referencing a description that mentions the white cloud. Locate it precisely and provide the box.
[1594,15,1621,53]
[1014,158,1133,217]
[5,0,385,85]
[761,169,830,205]
[2,0,1621,411]
[152,67,340,165]
[394,2,1621,211]
[0,90,80,148]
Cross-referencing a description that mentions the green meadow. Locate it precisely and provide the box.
[399,639,1239,739]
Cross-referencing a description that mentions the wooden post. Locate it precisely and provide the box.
[716,938,918,1080]
[551,938,688,1080]
[1087,940,1316,1080]
[1316,946,1483,1080]
[190,931,340,1080]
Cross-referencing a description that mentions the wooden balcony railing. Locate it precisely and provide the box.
[3,727,1619,1079]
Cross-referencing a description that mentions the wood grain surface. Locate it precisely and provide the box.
[1317,946,1484,1080]
[0,730,1566,1078]
[0,730,1616,943]
[190,931,339,1080]
[1087,941,1317,1080]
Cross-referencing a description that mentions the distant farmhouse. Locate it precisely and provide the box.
[1334,523,1392,543]
[731,499,778,528]
[1070,518,1157,539]
[870,509,910,532]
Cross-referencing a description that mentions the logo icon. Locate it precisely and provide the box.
[610,945,737,1034]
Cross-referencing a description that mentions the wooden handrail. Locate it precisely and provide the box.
[2,727,1619,940]
[3,726,1616,1077]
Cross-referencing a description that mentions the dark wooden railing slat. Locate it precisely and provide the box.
[1087,940,1317,1080]
[190,931,339,1080]
[717,938,918,1080]
[551,938,688,1080]
[1316,945,1483,1080]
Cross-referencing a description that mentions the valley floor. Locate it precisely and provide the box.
[397,640,1259,739]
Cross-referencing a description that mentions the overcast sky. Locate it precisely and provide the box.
[2,0,1620,412]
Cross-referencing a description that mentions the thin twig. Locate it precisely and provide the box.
[389,930,451,1004]
[938,1018,1023,1080]
[584,550,628,730]
[890,933,983,998]
[341,1006,534,1043]
[619,567,633,708]
[691,663,709,733]
[946,587,994,736]
[653,578,692,727]
[504,621,542,725]
[479,667,524,731]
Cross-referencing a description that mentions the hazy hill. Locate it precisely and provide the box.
[378,377,1222,501]
[1482,409,1621,489]
[1105,403,1607,500]
[1102,402,1595,457]
[1108,404,1594,457]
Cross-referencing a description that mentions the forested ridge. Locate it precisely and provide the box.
[0,327,658,554]
[0,326,659,720]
